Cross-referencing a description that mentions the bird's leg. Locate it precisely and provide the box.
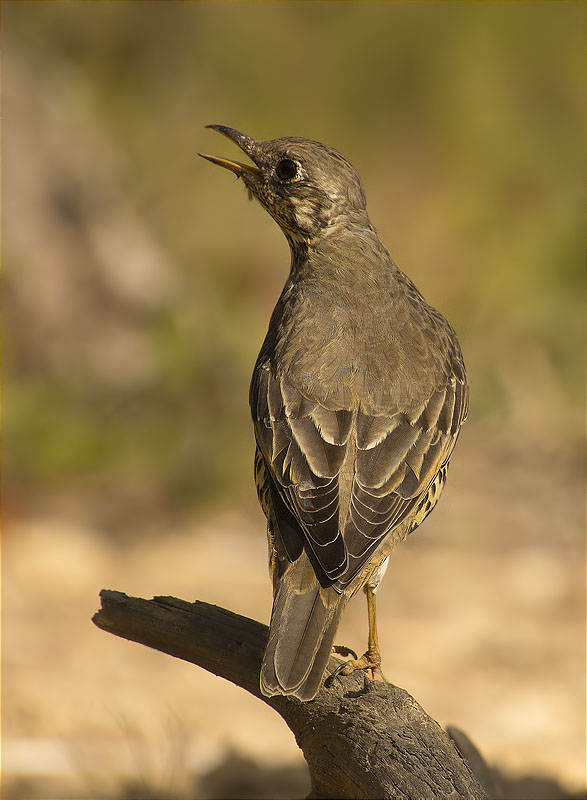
[364,582,384,678]
[331,584,385,683]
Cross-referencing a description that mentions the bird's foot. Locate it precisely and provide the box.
[330,648,385,683]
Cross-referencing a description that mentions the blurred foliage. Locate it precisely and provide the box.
[3,1,585,523]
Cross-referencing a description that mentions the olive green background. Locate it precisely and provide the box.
[3,2,585,798]
[5,0,584,518]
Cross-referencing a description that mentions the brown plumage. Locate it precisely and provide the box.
[201,126,468,701]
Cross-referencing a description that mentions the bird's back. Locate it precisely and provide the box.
[251,229,467,594]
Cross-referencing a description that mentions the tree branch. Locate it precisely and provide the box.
[93,589,492,800]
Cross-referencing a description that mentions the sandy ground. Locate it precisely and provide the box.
[3,435,585,799]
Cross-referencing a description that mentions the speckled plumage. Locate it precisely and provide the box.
[201,126,468,701]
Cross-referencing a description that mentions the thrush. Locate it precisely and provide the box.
[200,125,468,701]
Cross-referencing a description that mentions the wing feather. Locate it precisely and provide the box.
[251,335,467,593]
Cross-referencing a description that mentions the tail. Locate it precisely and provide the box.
[260,555,347,701]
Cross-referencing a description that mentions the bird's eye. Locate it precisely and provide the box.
[275,159,299,181]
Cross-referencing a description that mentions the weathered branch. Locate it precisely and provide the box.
[93,590,491,800]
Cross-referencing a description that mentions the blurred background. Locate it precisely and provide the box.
[3,1,585,798]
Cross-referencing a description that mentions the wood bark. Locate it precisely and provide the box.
[93,589,494,800]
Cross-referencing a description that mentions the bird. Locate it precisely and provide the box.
[200,125,468,701]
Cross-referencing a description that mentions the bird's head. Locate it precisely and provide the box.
[200,125,368,245]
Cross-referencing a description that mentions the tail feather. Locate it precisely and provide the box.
[261,560,346,700]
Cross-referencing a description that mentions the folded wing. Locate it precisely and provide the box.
[251,352,468,592]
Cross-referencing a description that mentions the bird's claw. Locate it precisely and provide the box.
[325,644,360,687]
[332,644,358,660]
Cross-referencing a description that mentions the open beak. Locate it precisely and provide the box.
[199,125,262,177]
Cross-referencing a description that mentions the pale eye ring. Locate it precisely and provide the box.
[275,158,299,181]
